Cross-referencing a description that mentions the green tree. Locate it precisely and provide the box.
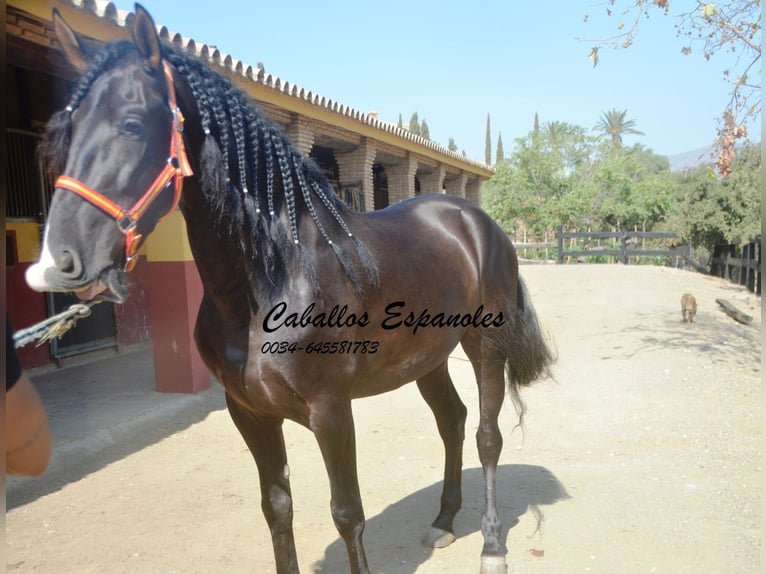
[484,124,677,237]
[483,161,533,235]
[420,119,430,140]
[485,114,492,165]
[485,123,597,235]
[408,112,420,135]
[448,137,458,152]
[585,144,674,230]
[594,108,645,146]
[629,142,671,173]
[496,133,504,164]
[670,141,761,252]
[542,121,570,147]
[397,114,403,129]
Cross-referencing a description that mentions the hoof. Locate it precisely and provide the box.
[479,555,507,574]
[422,527,456,548]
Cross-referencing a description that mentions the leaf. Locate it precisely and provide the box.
[681,46,692,55]
[701,3,718,18]
[588,47,600,67]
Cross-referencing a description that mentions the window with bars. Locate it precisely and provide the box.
[6,128,53,220]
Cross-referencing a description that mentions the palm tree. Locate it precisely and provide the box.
[542,121,570,147]
[594,108,644,145]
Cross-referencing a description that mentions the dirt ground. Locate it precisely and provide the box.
[5,265,762,574]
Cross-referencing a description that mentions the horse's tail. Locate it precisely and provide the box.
[490,275,555,428]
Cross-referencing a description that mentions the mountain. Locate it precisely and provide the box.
[667,146,717,172]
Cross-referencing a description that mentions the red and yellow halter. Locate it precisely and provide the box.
[54,60,193,271]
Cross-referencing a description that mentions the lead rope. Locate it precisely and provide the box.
[12,299,103,349]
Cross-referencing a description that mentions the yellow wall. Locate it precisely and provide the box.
[145,210,194,262]
[6,212,192,265]
[7,222,41,264]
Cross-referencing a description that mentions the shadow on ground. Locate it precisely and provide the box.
[615,310,760,365]
[7,346,226,510]
[313,464,569,574]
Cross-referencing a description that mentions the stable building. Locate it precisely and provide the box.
[6,0,493,391]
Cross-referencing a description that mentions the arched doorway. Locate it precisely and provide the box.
[373,162,388,210]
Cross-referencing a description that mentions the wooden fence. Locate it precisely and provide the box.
[555,228,691,265]
[514,227,761,295]
[711,238,761,295]
[513,227,691,266]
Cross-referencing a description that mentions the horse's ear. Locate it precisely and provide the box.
[132,4,162,70]
[52,8,89,72]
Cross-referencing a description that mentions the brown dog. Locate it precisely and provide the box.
[681,293,697,323]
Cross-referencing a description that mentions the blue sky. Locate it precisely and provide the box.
[130,1,759,162]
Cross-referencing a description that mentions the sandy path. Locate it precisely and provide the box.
[6,264,761,573]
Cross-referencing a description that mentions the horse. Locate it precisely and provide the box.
[25,6,553,573]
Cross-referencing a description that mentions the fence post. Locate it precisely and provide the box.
[620,233,627,264]
[742,243,752,287]
[757,238,761,295]
[556,225,564,264]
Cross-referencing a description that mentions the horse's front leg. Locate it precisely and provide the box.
[225,393,299,574]
[417,361,467,548]
[310,399,370,574]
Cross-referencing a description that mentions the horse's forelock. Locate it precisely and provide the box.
[39,109,72,181]
[41,41,139,181]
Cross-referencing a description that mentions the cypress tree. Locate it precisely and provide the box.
[409,112,420,135]
[420,119,430,140]
[496,132,504,164]
[485,114,491,165]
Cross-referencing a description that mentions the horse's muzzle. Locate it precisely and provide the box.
[26,257,128,303]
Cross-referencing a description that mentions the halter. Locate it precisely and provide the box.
[54,60,193,271]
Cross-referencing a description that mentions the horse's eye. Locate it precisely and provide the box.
[120,118,144,137]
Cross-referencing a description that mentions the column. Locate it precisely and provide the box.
[419,163,446,195]
[386,153,418,204]
[465,177,482,205]
[287,118,315,157]
[444,171,468,198]
[144,211,210,394]
[336,138,376,211]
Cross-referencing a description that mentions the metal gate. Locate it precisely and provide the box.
[47,292,117,359]
[7,128,117,359]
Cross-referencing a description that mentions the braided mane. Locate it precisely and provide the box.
[41,40,378,296]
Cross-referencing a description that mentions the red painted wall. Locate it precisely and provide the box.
[115,256,153,347]
[7,261,51,369]
[146,259,209,393]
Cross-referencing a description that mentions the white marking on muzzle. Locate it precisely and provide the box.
[25,226,57,292]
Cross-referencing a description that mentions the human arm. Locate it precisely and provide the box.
[5,371,53,477]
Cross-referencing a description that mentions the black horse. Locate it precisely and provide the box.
[26,6,553,573]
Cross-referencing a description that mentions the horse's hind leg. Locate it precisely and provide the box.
[225,393,299,574]
[416,361,468,548]
[462,335,509,574]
